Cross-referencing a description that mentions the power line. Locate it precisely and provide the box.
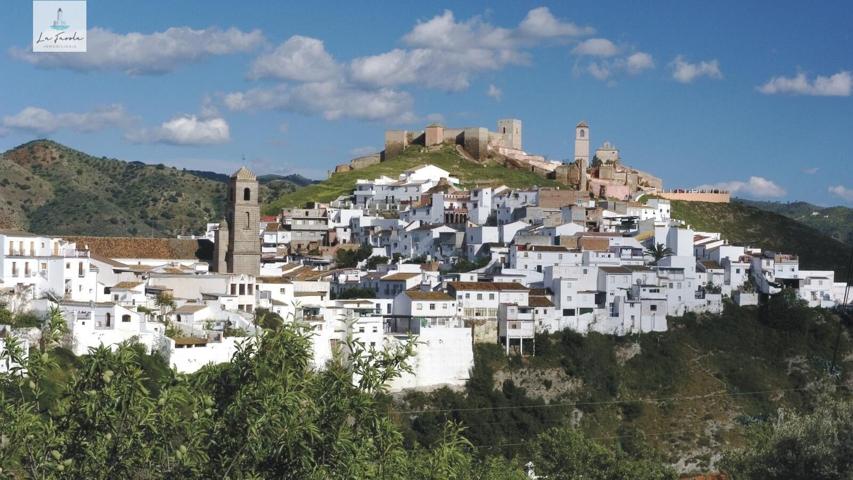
[392,386,837,415]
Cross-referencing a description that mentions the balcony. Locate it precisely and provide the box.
[500,319,535,337]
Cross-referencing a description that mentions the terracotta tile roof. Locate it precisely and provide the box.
[173,337,208,346]
[173,304,207,314]
[528,296,555,307]
[529,287,553,296]
[257,276,293,284]
[66,236,214,261]
[405,290,454,301]
[112,281,143,290]
[447,281,529,292]
[382,272,421,281]
[520,245,570,252]
[89,253,129,269]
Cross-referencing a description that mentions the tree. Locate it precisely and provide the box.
[529,426,677,480]
[722,400,852,479]
[645,243,674,265]
[335,243,373,268]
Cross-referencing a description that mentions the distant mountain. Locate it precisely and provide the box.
[672,200,852,276]
[737,199,852,245]
[0,140,311,237]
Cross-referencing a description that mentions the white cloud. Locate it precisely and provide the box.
[586,62,612,81]
[2,105,133,134]
[349,47,523,91]
[248,35,339,82]
[572,38,618,57]
[578,51,654,81]
[10,26,263,75]
[350,8,590,92]
[802,167,819,175]
[487,84,502,101]
[670,55,722,83]
[224,81,415,122]
[228,9,593,121]
[626,52,655,74]
[696,176,786,198]
[758,71,851,97]
[403,10,512,50]
[828,185,853,202]
[127,115,230,145]
[517,7,595,38]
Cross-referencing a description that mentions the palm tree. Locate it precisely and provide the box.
[645,242,674,265]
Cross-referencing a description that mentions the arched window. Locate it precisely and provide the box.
[243,187,251,201]
[245,211,251,230]
[105,313,111,327]
[121,314,131,323]
[579,129,585,138]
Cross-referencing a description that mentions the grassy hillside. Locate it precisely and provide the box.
[672,200,852,275]
[0,140,304,237]
[738,199,853,245]
[265,145,561,213]
[400,300,852,473]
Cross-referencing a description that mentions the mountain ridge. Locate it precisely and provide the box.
[0,139,310,237]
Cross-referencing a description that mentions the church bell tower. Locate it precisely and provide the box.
[217,166,260,276]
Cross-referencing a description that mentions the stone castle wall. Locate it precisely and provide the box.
[656,191,731,203]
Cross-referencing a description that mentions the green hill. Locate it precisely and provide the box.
[401,299,852,474]
[0,140,305,237]
[671,200,851,275]
[737,199,853,245]
[265,145,561,213]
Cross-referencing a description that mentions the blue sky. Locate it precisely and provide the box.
[1,0,851,205]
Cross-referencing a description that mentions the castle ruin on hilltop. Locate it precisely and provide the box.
[335,118,668,201]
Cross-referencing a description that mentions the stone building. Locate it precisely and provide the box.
[214,167,260,276]
[557,121,662,200]
[384,119,523,161]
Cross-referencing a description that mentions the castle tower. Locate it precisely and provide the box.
[222,166,260,276]
[498,119,522,150]
[573,121,590,191]
[574,121,590,165]
[424,123,444,147]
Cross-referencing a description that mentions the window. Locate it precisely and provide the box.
[245,212,251,230]
[476,293,483,300]
[489,293,495,300]
[563,308,576,316]
[416,303,423,310]
[105,313,112,327]
[122,314,131,323]
[243,187,251,201]
[429,303,435,310]
[650,305,657,311]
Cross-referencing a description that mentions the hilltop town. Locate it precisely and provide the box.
[1,119,848,386]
